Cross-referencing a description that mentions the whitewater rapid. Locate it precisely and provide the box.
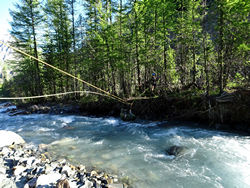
[0,104,249,188]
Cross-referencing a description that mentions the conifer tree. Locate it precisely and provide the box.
[9,0,43,95]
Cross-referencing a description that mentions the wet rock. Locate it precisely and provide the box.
[0,131,25,148]
[9,110,30,116]
[29,105,39,112]
[39,106,51,113]
[49,105,80,115]
[28,105,51,114]
[63,126,75,130]
[1,102,14,107]
[62,105,80,114]
[120,109,136,121]
[166,146,188,157]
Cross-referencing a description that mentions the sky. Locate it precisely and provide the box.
[0,0,16,41]
[0,0,16,63]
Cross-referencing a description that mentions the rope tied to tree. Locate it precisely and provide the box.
[0,40,131,106]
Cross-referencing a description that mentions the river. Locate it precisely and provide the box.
[0,104,250,188]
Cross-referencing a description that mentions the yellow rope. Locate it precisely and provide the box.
[0,40,129,105]
[0,91,111,100]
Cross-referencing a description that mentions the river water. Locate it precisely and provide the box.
[0,104,250,188]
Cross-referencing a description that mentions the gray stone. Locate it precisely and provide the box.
[1,147,11,156]
[36,172,61,187]
[9,110,29,116]
[0,174,17,188]
[57,159,66,165]
[45,164,54,174]
[166,145,188,157]
[13,165,26,176]
[29,105,39,112]
[0,166,6,174]
[0,131,25,148]
[50,162,59,170]
[61,165,75,177]
[78,165,86,173]
[80,179,93,188]
[95,180,102,188]
[90,170,98,177]
[27,157,36,166]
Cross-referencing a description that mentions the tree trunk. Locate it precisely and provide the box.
[135,2,141,87]
[218,1,224,94]
[30,0,42,95]
[71,0,78,94]
[203,0,209,96]
[192,3,196,84]
[162,5,167,84]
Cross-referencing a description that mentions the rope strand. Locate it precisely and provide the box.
[0,91,111,100]
[0,40,130,105]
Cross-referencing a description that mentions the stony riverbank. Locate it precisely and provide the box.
[1,89,249,133]
[0,130,127,188]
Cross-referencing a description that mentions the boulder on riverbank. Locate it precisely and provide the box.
[0,130,25,148]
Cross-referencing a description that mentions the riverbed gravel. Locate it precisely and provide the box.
[0,140,126,188]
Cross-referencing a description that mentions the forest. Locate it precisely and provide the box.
[0,0,249,101]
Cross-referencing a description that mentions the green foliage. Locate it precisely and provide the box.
[3,0,249,100]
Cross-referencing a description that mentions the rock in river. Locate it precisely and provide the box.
[166,145,188,157]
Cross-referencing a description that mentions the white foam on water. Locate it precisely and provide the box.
[153,127,180,137]
[1,112,250,188]
[37,127,55,132]
[144,152,175,161]
[94,140,104,145]
[137,145,151,152]
[57,116,75,124]
[17,128,23,132]
[104,118,119,126]
[50,137,77,146]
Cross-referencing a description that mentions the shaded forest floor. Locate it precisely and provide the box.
[8,89,250,134]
